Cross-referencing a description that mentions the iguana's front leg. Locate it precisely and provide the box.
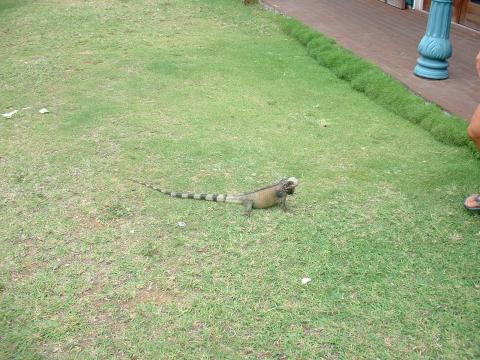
[275,189,288,211]
[279,193,288,211]
[243,199,254,217]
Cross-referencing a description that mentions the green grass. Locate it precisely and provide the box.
[0,0,479,358]
[280,17,478,156]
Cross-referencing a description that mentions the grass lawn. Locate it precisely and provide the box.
[1,0,479,358]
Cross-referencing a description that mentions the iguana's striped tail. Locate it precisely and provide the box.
[129,179,243,204]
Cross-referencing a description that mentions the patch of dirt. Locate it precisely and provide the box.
[123,287,176,311]
[303,325,325,337]
[188,320,205,335]
[10,235,41,282]
[69,209,105,231]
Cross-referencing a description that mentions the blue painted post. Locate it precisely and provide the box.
[414,0,453,79]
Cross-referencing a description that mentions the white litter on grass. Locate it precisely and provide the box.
[39,108,50,114]
[22,106,31,110]
[177,221,187,227]
[2,110,18,119]
[301,277,311,285]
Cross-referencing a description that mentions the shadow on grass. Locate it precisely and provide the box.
[0,0,30,13]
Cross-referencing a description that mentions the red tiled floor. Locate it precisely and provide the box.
[263,0,480,121]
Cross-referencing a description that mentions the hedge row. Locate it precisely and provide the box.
[278,17,479,158]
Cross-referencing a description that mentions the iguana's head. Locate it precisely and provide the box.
[282,176,299,195]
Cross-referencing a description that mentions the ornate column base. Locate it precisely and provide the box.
[414,55,449,80]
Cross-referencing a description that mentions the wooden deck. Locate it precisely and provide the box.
[263,0,480,121]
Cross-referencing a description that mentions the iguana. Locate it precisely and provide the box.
[130,177,299,215]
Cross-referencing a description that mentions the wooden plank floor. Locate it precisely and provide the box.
[263,0,480,121]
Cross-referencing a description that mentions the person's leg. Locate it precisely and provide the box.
[467,105,480,149]
[465,52,480,211]
[465,105,480,211]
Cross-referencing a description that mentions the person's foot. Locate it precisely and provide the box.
[464,194,480,211]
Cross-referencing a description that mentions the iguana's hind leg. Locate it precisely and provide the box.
[243,200,254,217]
